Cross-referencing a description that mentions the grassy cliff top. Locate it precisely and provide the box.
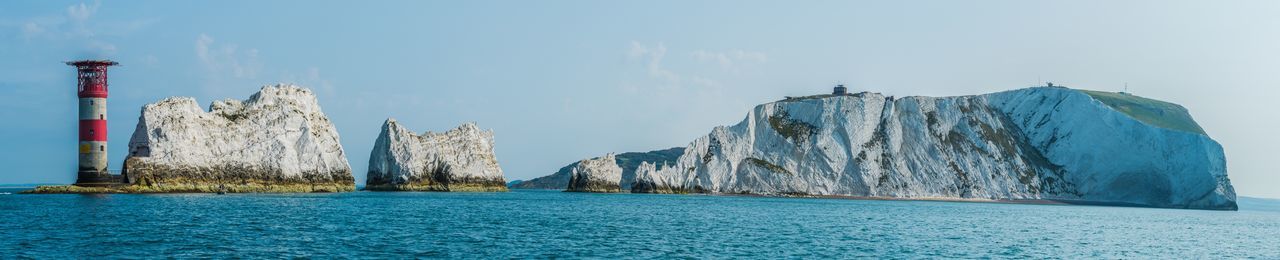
[1078,90,1206,135]
[772,87,1207,136]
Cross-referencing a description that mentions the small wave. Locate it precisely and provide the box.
[0,192,11,195]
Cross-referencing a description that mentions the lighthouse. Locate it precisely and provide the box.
[67,60,120,186]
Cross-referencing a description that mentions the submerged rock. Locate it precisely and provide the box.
[632,87,1237,210]
[512,148,683,190]
[120,84,354,193]
[365,119,507,192]
[566,153,622,193]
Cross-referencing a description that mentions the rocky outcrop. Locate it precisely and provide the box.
[632,161,688,194]
[120,84,354,193]
[632,87,1238,210]
[512,148,683,189]
[365,119,507,192]
[566,153,622,192]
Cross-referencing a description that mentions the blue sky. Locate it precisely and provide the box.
[1,0,1277,198]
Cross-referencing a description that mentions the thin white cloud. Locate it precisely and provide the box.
[196,33,262,79]
[692,49,768,72]
[15,1,122,56]
[689,76,722,90]
[87,40,116,54]
[617,42,766,151]
[195,34,213,60]
[143,55,159,66]
[281,67,336,97]
[625,42,762,94]
[628,41,680,85]
[237,48,261,78]
[66,1,100,23]
[20,22,45,40]
[66,0,102,38]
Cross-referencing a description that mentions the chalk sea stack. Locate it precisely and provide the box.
[566,153,623,193]
[512,148,682,190]
[365,119,508,192]
[21,84,357,194]
[632,86,1237,210]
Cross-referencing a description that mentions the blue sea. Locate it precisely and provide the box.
[2,188,1278,258]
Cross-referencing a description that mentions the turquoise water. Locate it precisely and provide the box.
[2,189,1278,258]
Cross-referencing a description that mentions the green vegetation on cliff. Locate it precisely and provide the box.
[1079,90,1206,135]
[746,158,791,175]
[768,109,817,143]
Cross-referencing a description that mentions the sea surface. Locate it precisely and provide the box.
[2,188,1278,258]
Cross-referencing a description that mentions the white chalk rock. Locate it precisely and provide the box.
[366,119,507,191]
[632,161,685,193]
[632,87,1237,210]
[567,153,622,192]
[123,84,354,192]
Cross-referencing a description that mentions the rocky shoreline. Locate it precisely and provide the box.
[22,183,353,194]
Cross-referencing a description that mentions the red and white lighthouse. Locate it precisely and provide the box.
[67,60,120,186]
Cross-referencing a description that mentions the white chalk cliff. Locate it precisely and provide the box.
[366,119,507,191]
[123,84,354,192]
[633,87,1237,210]
[567,153,623,192]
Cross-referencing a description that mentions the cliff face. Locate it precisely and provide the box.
[366,119,507,192]
[566,153,622,192]
[123,84,354,193]
[512,148,683,190]
[632,87,1237,210]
